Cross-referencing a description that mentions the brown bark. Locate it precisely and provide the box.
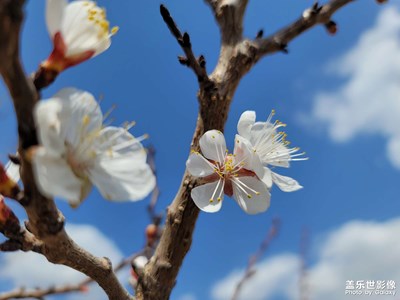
[136,0,357,299]
[0,1,132,299]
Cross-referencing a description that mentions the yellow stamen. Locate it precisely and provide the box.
[82,115,90,126]
[111,26,119,35]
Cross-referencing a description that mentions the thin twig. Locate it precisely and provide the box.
[0,253,139,300]
[299,228,310,300]
[160,5,210,84]
[231,218,280,300]
[255,0,354,58]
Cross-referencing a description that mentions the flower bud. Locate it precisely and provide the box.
[325,21,337,35]
[42,0,118,74]
[0,196,20,234]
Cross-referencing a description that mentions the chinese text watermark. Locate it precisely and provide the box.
[345,280,396,296]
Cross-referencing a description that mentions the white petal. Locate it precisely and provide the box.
[61,1,112,57]
[46,0,67,38]
[93,127,145,160]
[261,167,272,189]
[32,148,84,204]
[248,121,275,147]
[199,130,227,163]
[54,88,103,148]
[92,37,111,57]
[266,144,291,167]
[191,181,224,213]
[271,171,303,192]
[186,153,215,177]
[89,155,155,202]
[232,176,270,215]
[132,255,148,269]
[5,160,20,183]
[237,110,255,140]
[233,135,264,179]
[34,97,66,156]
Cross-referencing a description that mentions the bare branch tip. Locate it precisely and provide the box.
[198,55,206,69]
[178,56,189,66]
[256,29,264,39]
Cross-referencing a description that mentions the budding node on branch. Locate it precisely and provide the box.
[182,32,191,47]
[8,154,21,165]
[279,43,289,54]
[376,0,388,3]
[198,55,206,68]
[178,55,189,66]
[325,20,338,35]
[0,196,21,235]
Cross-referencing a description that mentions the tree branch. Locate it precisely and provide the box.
[254,0,354,58]
[0,254,136,300]
[136,0,370,299]
[0,1,132,299]
[205,0,249,45]
[299,228,310,300]
[0,285,86,300]
[160,5,210,84]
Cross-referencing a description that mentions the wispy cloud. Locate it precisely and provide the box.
[211,218,400,300]
[311,5,400,169]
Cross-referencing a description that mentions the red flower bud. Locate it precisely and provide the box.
[325,21,338,35]
[0,196,20,233]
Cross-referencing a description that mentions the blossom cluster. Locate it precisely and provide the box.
[33,88,156,207]
[186,110,307,215]
[27,0,156,206]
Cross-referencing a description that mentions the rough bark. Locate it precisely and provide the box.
[136,0,356,299]
[0,1,132,299]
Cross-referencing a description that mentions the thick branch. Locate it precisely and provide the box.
[136,0,367,299]
[0,2,131,299]
[205,0,249,45]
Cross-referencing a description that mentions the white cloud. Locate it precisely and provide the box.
[177,293,197,300]
[0,223,126,300]
[211,218,400,300]
[311,5,400,169]
[211,254,300,300]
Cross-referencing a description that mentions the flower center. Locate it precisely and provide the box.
[84,2,119,39]
[65,143,92,179]
[224,154,235,173]
[207,153,260,203]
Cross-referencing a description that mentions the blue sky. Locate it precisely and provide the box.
[1,1,400,300]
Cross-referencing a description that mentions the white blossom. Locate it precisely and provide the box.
[5,160,20,183]
[32,88,155,207]
[186,130,270,215]
[237,110,307,192]
[44,0,119,71]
